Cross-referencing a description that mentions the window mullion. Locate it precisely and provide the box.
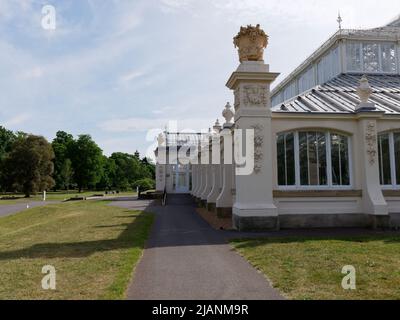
[326,132,332,187]
[339,137,342,185]
[348,136,354,188]
[284,134,288,185]
[307,133,310,185]
[389,132,397,187]
[294,132,300,187]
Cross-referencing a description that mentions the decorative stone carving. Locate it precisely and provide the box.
[213,119,222,133]
[157,133,165,146]
[222,102,234,125]
[233,24,268,63]
[158,166,164,181]
[234,89,240,109]
[365,121,377,165]
[357,75,373,104]
[243,85,267,107]
[251,124,264,174]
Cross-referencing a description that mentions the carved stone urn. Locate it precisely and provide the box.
[222,102,234,125]
[357,75,373,103]
[233,24,268,63]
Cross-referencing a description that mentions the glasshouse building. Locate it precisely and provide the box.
[156,17,400,231]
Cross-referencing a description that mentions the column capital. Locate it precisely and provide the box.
[226,62,279,90]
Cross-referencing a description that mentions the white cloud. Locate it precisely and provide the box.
[19,66,44,79]
[120,70,145,82]
[3,113,31,127]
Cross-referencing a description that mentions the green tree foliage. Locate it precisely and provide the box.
[70,135,103,192]
[52,131,74,190]
[0,127,16,191]
[4,135,55,197]
[97,156,116,190]
[133,178,155,192]
[0,126,155,194]
[59,159,73,190]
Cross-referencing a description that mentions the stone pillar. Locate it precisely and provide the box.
[216,103,235,218]
[355,76,389,228]
[156,163,166,192]
[155,133,167,192]
[201,161,213,205]
[195,163,203,199]
[191,164,197,196]
[198,131,211,206]
[207,164,221,211]
[207,120,222,211]
[226,25,279,231]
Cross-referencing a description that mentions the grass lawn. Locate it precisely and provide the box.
[231,236,400,300]
[0,191,137,205]
[0,201,153,299]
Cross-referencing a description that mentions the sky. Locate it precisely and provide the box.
[0,0,399,159]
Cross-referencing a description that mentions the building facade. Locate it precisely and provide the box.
[156,19,400,231]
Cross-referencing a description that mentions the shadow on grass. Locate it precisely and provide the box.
[0,211,154,260]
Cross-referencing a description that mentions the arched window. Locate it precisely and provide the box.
[277,131,351,188]
[378,132,400,187]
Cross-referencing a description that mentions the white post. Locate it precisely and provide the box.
[42,190,46,202]
[216,125,234,217]
[227,25,280,231]
[354,75,389,227]
[191,165,197,195]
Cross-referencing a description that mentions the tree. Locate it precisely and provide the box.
[97,156,116,190]
[133,178,155,192]
[0,127,16,191]
[70,135,103,192]
[52,131,74,190]
[59,159,73,190]
[4,135,55,197]
[109,152,141,191]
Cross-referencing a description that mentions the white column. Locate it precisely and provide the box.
[207,164,221,210]
[191,165,197,196]
[206,122,222,210]
[201,162,213,202]
[216,125,234,217]
[226,61,279,231]
[357,116,389,227]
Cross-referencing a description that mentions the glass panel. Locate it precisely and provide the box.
[318,46,340,84]
[286,133,295,185]
[317,133,327,185]
[346,42,362,72]
[178,173,186,188]
[381,43,396,73]
[363,43,379,72]
[298,67,314,93]
[277,134,285,186]
[378,134,392,185]
[299,132,327,186]
[331,134,350,186]
[299,132,309,185]
[395,133,400,185]
[277,133,295,186]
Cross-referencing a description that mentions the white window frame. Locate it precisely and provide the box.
[277,131,353,190]
[380,131,400,190]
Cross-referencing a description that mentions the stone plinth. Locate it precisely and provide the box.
[226,61,279,231]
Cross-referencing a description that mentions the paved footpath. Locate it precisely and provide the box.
[0,201,57,218]
[112,195,284,300]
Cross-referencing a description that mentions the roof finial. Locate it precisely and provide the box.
[356,75,376,112]
[337,11,343,30]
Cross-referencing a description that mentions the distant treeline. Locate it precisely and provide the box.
[0,127,155,197]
